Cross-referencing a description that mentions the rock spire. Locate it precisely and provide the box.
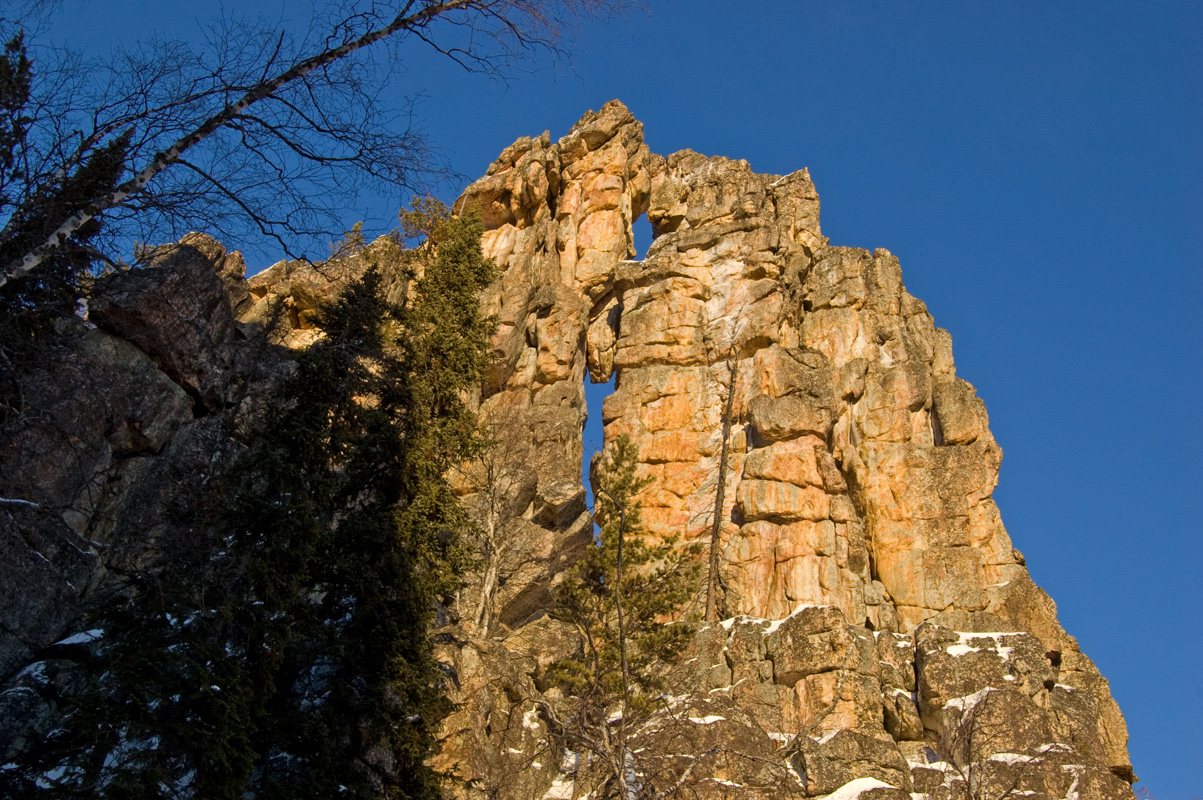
[441,100,1134,799]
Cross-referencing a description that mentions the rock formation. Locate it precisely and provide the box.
[0,234,405,755]
[0,100,1134,799]
[440,101,1135,799]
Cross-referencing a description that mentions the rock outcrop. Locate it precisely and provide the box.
[441,101,1134,799]
[0,235,278,682]
[0,229,424,761]
[0,100,1133,800]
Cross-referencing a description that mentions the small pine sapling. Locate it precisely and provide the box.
[545,434,701,800]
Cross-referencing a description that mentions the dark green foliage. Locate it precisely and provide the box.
[0,128,129,337]
[547,433,701,729]
[0,31,32,202]
[1,208,495,800]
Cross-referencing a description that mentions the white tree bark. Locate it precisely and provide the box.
[0,0,480,290]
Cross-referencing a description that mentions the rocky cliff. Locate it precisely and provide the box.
[438,101,1135,800]
[0,101,1134,799]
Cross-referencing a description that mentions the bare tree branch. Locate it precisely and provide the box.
[0,0,629,289]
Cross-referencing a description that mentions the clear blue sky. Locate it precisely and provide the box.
[42,1,1203,796]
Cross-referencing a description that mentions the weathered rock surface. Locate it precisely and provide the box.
[0,235,320,756]
[441,101,1134,799]
[0,100,1133,799]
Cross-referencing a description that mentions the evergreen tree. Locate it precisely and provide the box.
[1,207,495,800]
[545,435,701,800]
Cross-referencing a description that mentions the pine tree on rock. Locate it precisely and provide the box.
[0,31,131,417]
[544,435,701,800]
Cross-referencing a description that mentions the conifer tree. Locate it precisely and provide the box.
[1,207,495,800]
[545,435,700,800]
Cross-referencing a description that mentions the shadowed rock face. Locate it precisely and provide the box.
[0,235,296,686]
[444,101,1133,799]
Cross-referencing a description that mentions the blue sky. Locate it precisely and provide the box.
[41,1,1203,796]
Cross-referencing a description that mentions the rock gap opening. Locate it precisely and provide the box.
[632,214,652,260]
[581,374,615,508]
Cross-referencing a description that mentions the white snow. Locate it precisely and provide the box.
[655,692,690,709]
[542,777,575,799]
[785,757,806,787]
[717,603,824,635]
[687,715,726,725]
[708,678,745,694]
[823,777,896,799]
[15,661,48,683]
[809,728,842,745]
[64,539,91,557]
[719,615,755,631]
[0,686,36,699]
[945,631,1017,661]
[523,706,541,732]
[542,748,580,797]
[944,687,996,715]
[988,752,1041,766]
[1061,764,1084,799]
[54,629,102,646]
[763,603,818,635]
[36,764,79,790]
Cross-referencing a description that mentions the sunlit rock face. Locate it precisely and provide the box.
[445,100,1133,799]
[458,99,1050,642]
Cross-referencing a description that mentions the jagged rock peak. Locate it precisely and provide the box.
[438,101,1134,800]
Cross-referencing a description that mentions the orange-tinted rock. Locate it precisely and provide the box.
[438,101,1134,799]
